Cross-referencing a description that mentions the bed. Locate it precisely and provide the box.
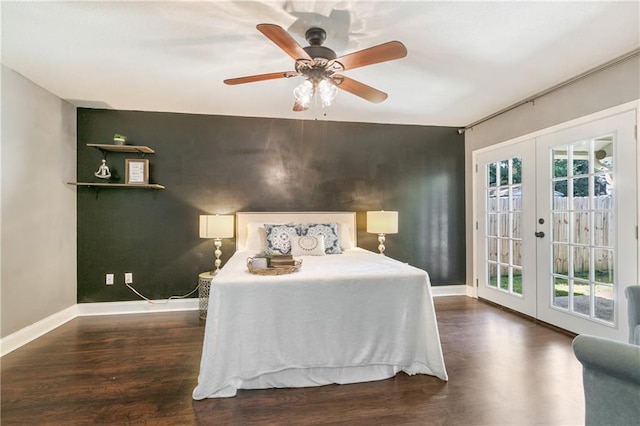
[192,212,448,399]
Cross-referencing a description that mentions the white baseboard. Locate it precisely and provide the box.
[431,284,470,297]
[77,298,199,316]
[1,304,77,357]
[1,298,199,357]
[3,287,474,357]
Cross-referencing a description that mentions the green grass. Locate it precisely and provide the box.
[487,270,612,296]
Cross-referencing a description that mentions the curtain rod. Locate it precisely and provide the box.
[458,48,640,135]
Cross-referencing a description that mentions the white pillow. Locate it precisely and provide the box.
[245,222,268,251]
[338,223,354,250]
[291,235,326,256]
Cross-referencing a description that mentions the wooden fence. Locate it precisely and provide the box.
[487,196,613,275]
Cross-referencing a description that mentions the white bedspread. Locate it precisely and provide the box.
[192,248,448,399]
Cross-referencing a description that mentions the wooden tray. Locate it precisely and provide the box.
[247,258,302,275]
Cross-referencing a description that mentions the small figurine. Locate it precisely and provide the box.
[94,159,111,179]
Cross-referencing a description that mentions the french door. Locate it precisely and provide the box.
[476,140,537,317]
[475,110,637,340]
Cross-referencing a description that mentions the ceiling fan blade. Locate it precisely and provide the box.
[257,24,312,62]
[335,41,407,71]
[333,75,388,103]
[293,101,308,112]
[224,71,298,85]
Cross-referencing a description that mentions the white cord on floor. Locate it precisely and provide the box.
[126,282,200,305]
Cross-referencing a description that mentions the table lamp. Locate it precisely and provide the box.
[199,214,234,274]
[366,210,398,255]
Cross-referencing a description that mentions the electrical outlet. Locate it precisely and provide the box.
[125,272,133,284]
[106,273,114,285]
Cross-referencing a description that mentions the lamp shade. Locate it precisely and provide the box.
[367,211,398,234]
[199,214,234,239]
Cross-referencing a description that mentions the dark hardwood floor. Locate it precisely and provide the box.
[1,297,584,425]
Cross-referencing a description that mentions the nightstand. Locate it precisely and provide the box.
[198,271,215,320]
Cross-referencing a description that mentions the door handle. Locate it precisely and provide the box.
[535,231,545,238]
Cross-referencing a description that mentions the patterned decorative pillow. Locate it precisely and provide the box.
[291,235,326,256]
[264,223,300,255]
[299,223,342,254]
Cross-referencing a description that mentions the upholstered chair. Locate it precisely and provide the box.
[625,285,640,345]
[572,334,640,426]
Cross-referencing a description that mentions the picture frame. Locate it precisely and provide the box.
[125,159,149,185]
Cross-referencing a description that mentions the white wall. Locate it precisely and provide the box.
[464,56,640,288]
[1,66,77,338]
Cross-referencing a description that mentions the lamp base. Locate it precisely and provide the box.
[213,238,222,274]
[377,234,386,255]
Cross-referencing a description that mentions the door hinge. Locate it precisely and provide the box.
[475,163,478,173]
[476,221,479,230]
[634,124,637,141]
[476,278,479,287]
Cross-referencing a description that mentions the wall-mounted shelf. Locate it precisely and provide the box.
[74,142,164,196]
[86,143,155,155]
[68,182,165,190]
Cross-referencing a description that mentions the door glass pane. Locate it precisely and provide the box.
[594,173,612,196]
[500,265,509,290]
[572,140,591,176]
[498,187,508,212]
[488,191,497,212]
[488,237,498,262]
[594,248,614,284]
[512,185,522,210]
[488,263,498,288]
[513,267,523,295]
[595,284,614,322]
[513,240,522,267]
[499,160,509,185]
[553,213,569,243]
[498,214,509,238]
[573,279,590,316]
[573,246,590,280]
[488,163,497,187]
[573,177,590,199]
[487,214,498,236]
[512,212,522,239]
[553,276,569,309]
[549,135,615,324]
[594,136,614,172]
[553,146,568,178]
[484,156,524,297]
[512,158,522,184]
[553,244,569,275]
[553,181,568,205]
[594,211,613,247]
[499,239,509,264]
[572,211,590,244]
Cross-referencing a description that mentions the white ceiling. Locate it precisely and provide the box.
[2,1,639,127]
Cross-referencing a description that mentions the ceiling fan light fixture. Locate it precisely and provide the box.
[317,78,338,107]
[293,78,338,109]
[293,79,313,108]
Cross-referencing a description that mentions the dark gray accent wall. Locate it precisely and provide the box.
[77,108,465,302]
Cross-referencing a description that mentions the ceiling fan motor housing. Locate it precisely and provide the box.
[303,45,337,61]
[305,27,326,45]
[303,27,336,60]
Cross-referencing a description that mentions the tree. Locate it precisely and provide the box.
[553,159,609,197]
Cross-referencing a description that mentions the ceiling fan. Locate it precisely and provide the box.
[224,24,407,111]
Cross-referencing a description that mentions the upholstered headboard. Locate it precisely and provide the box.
[235,212,357,251]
